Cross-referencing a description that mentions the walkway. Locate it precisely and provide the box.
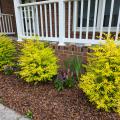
[0,104,30,120]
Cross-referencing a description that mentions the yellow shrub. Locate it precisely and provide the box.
[0,35,16,71]
[18,39,58,83]
[79,34,120,113]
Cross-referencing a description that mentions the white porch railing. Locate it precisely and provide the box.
[14,0,120,45]
[0,13,15,35]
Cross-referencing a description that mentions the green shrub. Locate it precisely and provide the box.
[18,39,58,83]
[0,35,16,72]
[54,79,64,91]
[64,77,75,88]
[54,76,75,91]
[79,34,120,113]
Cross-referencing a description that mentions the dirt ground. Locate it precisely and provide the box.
[0,73,120,120]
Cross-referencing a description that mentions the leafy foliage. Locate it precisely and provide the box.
[54,70,75,91]
[79,34,120,113]
[54,79,64,91]
[54,56,82,91]
[3,65,14,75]
[0,35,16,72]
[18,39,58,83]
[64,77,75,88]
[64,56,82,81]
[26,110,33,119]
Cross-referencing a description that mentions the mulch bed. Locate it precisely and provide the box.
[0,73,120,120]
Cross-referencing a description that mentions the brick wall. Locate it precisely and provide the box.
[50,44,88,69]
[1,0,13,14]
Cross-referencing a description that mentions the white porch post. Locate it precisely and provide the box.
[13,0,23,41]
[58,0,65,46]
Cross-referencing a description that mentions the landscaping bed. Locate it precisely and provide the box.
[0,73,120,120]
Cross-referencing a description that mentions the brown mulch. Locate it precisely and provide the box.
[0,73,120,120]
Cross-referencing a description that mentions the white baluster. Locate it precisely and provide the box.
[92,0,98,40]
[35,5,40,36]
[115,8,120,40]
[49,3,53,37]
[108,0,114,34]
[73,1,77,39]
[2,15,5,33]
[100,0,106,40]
[24,7,28,36]
[0,14,3,32]
[40,5,44,38]
[5,15,9,33]
[68,1,71,39]
[20,7,25,36]
[0,11,2,32]
[7,16,11,32]
[86,0,91,39]
[10,16,13,33]
[79,0,84,40]
[32,6,36,36]
[28,6,32,36]
[54,3,57,37]
[44,4,48,37]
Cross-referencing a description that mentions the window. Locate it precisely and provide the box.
[77,0,120,29]
[21,0,36,4]
[103,0,119,27]
[77,0,98,27]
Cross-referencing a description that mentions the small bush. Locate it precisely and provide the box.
[0,35,16,72]
[64,77,75,88]
[18,39,58,83]
[79,34,120,113]
[54,56,82,91]
[54,75,75,91]
[54,79,64,91]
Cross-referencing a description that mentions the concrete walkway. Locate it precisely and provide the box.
[0,104,30,120]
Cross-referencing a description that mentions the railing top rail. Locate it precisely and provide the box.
[0,13,13,16]
[18,0,59,7]
[63,0,77,2]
